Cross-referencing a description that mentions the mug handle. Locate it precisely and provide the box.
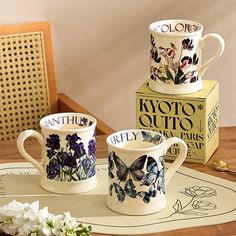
[198,33,225,77]
[163,137,187,186]
[17,130,45,175]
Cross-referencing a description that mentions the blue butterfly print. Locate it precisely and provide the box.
[113,183,125,202]
[108,151,115,179]
[125,178,137,198]
[113,178,137,202]
[109,184,113,196]
[141,156,159,186]
[157,168,165,193]
[141,131,161,145]
[113,152,147,182]
[138,184,157,203]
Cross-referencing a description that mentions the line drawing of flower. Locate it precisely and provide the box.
[172,186,217,216]
[150,35,199,84]
[180,186,217,198]
[156,186,217,220]
[45,133,96,182]
[192,200,217,211]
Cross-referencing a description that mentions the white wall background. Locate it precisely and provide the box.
[0,0,235,130]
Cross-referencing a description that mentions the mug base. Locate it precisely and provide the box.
[40,175,97,194]
[149,79,203,95]
[106,195,167,215]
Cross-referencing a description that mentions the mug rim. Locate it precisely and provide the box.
[39,112,97,133]
[149,19,203,37]
[106,129,165,152]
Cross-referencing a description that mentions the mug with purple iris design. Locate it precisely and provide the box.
[149,19,225,94]
[17,112,97,194]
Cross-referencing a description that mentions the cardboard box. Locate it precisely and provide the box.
[136,80,219,164]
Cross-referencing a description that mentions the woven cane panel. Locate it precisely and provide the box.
[0,32,50,141]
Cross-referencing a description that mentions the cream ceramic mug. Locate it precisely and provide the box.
[17,112,97,194]
[106,129,187,215]
[149,19,225,94]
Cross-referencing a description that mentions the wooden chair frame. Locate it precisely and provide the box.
[0,22,114,140]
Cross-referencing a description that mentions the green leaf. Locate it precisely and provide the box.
[174,68,184,84]
[71,175,77,181]
[178,75,187,84]
[166,68,174,81]
[72,166,81,175]
[62,169,70,175]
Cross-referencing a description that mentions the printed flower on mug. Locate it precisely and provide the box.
[159,46,176,60]
[46,159,60,179]
[150,36,199,84]
[182,38,194,50]
[45,133,96,182]
[88,139,96,159]
[180,56,192,69]
[66,134,81,149]
[46,134,60,151]
[150,34,161,64]
[190,76,198,83]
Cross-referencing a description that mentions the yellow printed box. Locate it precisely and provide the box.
[136,80,219,164]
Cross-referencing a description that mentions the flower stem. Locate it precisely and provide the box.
[177,196,195,213]
[178,46,183,64]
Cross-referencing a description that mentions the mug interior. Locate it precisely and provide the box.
[40,113,96,131]
[107,129,165,150]
[150,19,202,35]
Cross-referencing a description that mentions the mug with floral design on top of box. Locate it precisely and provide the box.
[149,19,224,94]
[17,112,97,194]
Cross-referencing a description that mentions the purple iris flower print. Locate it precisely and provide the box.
[63,154,77,168]
[80,117,88,126]
[66,134,86,158]
[46,159,60,179]
[46,134,60,150]
[47,150,56,159]
[87,166,96,177]
[82,158,95,178]
[88,139,96,158]
[66,134,81,149]
[57,151,76,168]
[73,142,86,158]
[46,133,96,182]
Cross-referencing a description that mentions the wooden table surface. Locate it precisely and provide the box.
[0,127,235,236]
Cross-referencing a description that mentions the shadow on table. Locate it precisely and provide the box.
[1,175,119,217]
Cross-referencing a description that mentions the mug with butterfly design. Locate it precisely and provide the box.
[149,19,225,94]
[106,129,187,215]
